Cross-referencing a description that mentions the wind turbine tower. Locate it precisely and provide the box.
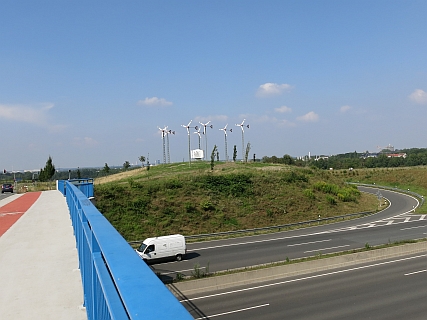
[199,121,213,160]
[182,120,198,164]
[158,127,167,164]
[194,127,201,149]
[219,124,232,161]
[236,119,250,161]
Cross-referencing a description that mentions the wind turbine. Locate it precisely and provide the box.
[158,126,168,164]
[235,119,250,162]
[219,124,232,161]
[199,121,213,160]
[166,128,175,163]
[181,120,198,164]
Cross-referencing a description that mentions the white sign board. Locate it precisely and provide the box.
[191,149,204,159]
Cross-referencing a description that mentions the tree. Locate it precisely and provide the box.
[210,145,217,171]
[123,161,131,170]
[244,142,251,162]
[138,155,146,167]
[233,145,237,162]
[39,156,56,182]
[103,163,110,174]
[282,154,294,165]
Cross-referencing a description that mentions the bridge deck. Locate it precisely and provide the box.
[0,190,87,320]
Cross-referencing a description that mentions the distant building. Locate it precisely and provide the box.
[361,153,378,159]
[387,153,407,158]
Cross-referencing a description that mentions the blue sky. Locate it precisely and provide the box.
[1,1,427,170]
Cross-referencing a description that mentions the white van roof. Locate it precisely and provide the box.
[143,234,184,243]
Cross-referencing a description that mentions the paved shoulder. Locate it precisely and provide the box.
[0,190,87,320]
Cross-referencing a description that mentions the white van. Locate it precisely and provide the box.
[136,234,186,262]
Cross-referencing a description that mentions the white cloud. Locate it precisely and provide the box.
[274,105,292,113]
[340,105,351,113]
[409,89,427,105]
[0,103,63,131]
[256,83,293,97]
[137,97,173,106]
[297,111,319,122]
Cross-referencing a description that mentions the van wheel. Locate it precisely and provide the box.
[176,254,182,261]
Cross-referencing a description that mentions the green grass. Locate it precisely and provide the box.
[95,162,379,241]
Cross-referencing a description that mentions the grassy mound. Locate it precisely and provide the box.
[94,162,378,241]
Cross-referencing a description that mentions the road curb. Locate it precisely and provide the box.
[168,241,427,296]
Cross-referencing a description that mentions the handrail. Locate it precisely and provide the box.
[62,181,192,320]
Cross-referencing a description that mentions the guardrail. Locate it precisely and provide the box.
[61,180,192,320]
[185,211,373,240]
[182,183,424,241]
[128,210,374,245]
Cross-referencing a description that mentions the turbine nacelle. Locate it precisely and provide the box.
[220,124,232,136]
[158,126,168,138]
[236,119,250,132]
[199,121,213,134]
[182,120,193,135]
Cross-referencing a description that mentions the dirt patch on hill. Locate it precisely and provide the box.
[94,168,146,185]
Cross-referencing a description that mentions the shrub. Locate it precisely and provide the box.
[326,195,337,205]
[304,189,315,200]
[200,199,215,211]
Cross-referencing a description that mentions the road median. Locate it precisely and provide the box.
[168,241,427,296]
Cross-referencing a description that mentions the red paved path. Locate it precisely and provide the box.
[0,192,41,237]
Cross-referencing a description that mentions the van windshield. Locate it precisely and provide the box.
[137,243,147,252]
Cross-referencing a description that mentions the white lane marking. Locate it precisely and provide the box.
[188,231,329,252]
[187,218,419,253]
[180,254,427,302]
[287,239,331,247]
[400,225,426,231]
[386,220,394,225]
[421,215,426,220]
[304,244,350,253]
[404,217,411,222]
[404,269,427,276]
[194,303,269,319]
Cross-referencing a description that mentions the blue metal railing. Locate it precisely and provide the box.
[57,178,94,198]
[61,180,192,320]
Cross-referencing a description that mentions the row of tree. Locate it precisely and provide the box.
[262,148,427,170]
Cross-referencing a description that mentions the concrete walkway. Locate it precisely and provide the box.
[0,190,87,320]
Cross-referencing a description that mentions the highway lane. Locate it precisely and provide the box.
[0,193,15,201]
[152,187,424,276]
[181,253,427,320]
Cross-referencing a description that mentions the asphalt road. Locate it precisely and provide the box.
[181,253,427,320]
[0,193,15,200]
[152,187,425,276]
